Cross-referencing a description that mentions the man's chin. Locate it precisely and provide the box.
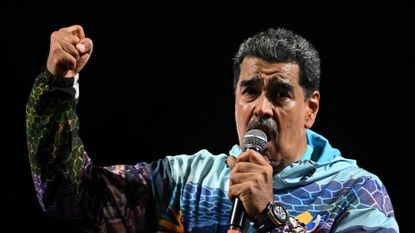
[262,150,285,173]
[270,160,285,174]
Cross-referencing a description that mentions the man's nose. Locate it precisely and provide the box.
[254,94,273,117]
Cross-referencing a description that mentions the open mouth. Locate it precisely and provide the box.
[255,126,273,142]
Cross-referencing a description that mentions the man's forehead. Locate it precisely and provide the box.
[240,58,299,81]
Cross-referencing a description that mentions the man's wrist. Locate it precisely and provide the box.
[253,201,289,233]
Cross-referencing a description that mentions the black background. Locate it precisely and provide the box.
[4,2,412,232]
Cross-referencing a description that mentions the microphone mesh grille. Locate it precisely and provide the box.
[243,129,267,152]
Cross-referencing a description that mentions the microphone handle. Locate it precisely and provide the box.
[228,196,247,233]
[228,147,259,233]
[228,130,267,232]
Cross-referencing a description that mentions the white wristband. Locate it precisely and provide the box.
[73,73,80,99]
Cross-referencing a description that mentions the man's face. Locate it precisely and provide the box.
[235,57,319,171]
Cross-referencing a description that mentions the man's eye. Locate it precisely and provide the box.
[242,88,258,96]
[272,91,289,99]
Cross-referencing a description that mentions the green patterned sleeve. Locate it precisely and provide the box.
[26,68,87,217]
[26,69,160,232]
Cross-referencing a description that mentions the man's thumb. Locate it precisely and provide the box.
[74,53,91,74]
[74,38,93,74]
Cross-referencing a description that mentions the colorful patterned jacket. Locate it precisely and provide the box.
[26,70,399,232]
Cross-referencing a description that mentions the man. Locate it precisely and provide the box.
[26,25,399,232]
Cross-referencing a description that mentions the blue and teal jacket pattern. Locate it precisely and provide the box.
[153,130,399,232]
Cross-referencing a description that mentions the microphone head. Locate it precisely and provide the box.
[243,129,268,152]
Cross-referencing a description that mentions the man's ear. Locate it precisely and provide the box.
[304,91,320,128]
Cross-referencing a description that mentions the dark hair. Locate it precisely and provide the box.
[232,28,320,99]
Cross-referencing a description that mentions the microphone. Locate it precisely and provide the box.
[228,129,268,233]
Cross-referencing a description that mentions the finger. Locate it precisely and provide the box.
[247,151,269,165]
[230,172,258,186]
[228,182,254,200]
[47,49,77,77]
[236,150,253,162]
[74,52,91,74]
[60,40,80,61]
[47,43,77,75]
[233,161,262,173]
[236,149,268,165]
[57,49,77,71]
[76,38,93,54]
[226,156,237,169]
[50,30,80,48]
[59,25,85,39]
[228,183,243,200]
[74,38,93,74]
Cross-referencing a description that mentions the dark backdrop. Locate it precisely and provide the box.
[5,2,412,232]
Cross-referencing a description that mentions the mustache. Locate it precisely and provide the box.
[247,117,278,139]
